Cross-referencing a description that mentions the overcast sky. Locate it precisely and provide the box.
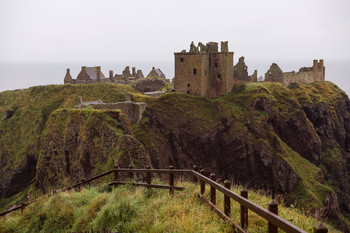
[0,0,350,63]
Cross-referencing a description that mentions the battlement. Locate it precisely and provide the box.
[183,41,231,54]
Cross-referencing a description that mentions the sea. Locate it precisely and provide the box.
[0,60,349,96]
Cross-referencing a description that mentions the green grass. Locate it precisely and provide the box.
[0,182,339,233]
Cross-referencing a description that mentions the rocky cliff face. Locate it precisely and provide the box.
[134,81,350,230]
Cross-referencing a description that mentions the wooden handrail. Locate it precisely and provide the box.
[0,166,327,233]
[190,170,307,233]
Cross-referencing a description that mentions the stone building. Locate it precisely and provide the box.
[174,41,234,98]
[147,67,166,80]
[76,97,147,123]
[265,60,325,86]
[233,56,257,85]
[64,65,149,85]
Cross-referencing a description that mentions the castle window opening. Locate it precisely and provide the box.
[218,74,221,79]
[193,68,197,75]
[180,57,184,62]
[215,62,218,67]
[187,90,190,94]
[187,84,190,87]
[205,70,207,76]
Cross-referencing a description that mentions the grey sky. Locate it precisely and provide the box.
[0,0,350,63]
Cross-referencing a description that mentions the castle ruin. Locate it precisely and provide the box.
[265,60,325,86]
[174,41,235,98]
[233,56,257,85]
[64,66,166,85]
[174,41,259,98]
[174,41,325,97]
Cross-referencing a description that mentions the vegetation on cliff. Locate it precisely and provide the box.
[0,81,349,231]
[0,84,148,210]
[134,81,350,231]
[0,182,339,233]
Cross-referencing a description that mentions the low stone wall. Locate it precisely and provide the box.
[131,78,165,93]
[89,101,147,123]
[144,91,166,97]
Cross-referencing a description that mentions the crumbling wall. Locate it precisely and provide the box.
[122,66,132,78]
[265,63,284,82]
[249,70,258,82]
[89,102,147,123]
[234,57,249,82]
[265,60,325,86]
[136,70,144,79]
[131,78,165,93]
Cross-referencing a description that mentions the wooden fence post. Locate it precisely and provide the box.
[114,164,119,185]
[268,200,278,233]
[20,202,25,214]
[314,223,328,233]
[169,165,174,195]
[81,178,86,189]
[210,173,216,205]
[200,169,205,195]
[192,165,198,183]
[240,188,248,229]
[128,165,133,180]
[224,180,231,217]
[146,166,151,189]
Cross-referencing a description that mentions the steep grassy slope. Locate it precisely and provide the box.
[0,84,149,209]
[0,183,340,233]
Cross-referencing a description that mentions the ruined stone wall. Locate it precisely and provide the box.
[249,70,258,82]
[265,60,325,86]
[265,63,284,82]
[131,78,165,93]
[233,57,257,86]
[89,101,147,123]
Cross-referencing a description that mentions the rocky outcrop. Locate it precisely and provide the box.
[131,78,165,93]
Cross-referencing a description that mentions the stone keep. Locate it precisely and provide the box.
[174,41,234,98]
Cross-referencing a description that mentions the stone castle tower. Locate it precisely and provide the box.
[174,41,234,98]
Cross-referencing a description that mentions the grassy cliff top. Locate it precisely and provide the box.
[0,182,339,233]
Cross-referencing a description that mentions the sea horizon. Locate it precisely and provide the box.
[0,60,349,95]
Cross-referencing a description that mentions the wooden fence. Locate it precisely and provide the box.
[0,165,329,233]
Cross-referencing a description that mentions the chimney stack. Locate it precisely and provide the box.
[96,70,101,82]
[109,70,113,79]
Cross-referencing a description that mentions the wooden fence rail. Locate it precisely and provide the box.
[0,166,329,233]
